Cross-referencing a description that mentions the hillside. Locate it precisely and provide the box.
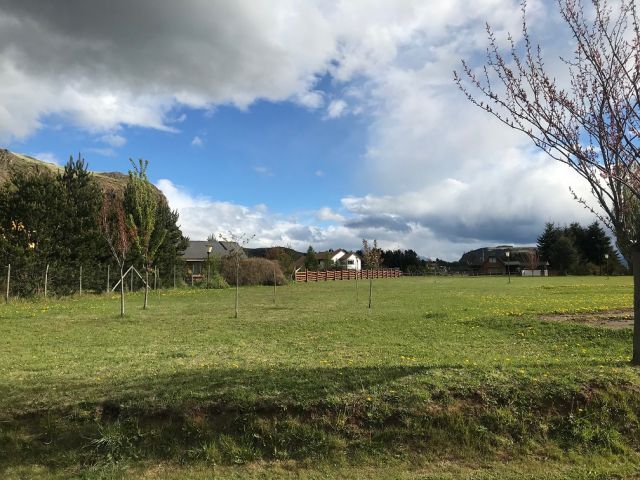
[0,148,129,191]
[245,245,304,260]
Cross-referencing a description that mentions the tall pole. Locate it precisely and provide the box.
[235,257,239,318]
[173,264,176,288]
[368,270,373,309]
[207,251,211,287]
[107,264,110,292]
[44,264,49,299]
[505,251,511,284]
[5,264,10,304]
[79,265,83,295]
[120,264,125,317]
[605,253,610,280]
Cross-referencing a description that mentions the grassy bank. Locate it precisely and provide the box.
[1,276,639,478]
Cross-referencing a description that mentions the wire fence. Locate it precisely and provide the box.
[1,260,184,301]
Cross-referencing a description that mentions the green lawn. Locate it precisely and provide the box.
[1,276,639,479]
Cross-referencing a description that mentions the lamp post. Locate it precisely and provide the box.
[505,250,511,283]
[207,246,212,286]
[604,253,609,279]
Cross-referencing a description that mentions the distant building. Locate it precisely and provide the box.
[181,240,245,281]
[459,245,548,276]
[296,249,362,270]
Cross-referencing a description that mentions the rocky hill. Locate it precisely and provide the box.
[0,149,129,191]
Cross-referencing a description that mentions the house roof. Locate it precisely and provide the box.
[182,240,244,261]
[315,249,346,261]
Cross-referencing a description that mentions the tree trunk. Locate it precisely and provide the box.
[633,249,640,365]
[235,259,239,318]
[144,264,149,309]
[120,265,125,317]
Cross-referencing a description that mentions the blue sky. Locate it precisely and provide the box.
[7,100,369,213]
[0,0,598,259]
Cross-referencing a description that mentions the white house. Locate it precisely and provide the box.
[297,248,362,270]
[335,251,362,270]
[318,249,362,270]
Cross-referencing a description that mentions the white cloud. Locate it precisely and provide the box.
[33,151,60,166]
[295,90,325,109]
[316,207,345,223]
[157,162,594,261]
[191,135,204,147]
[326,99,347,118]
[173,113,187,123]
[157,179,334,249]
[86,147,116,157]
[100,133,126,147]
[0,0,533,140]
[2,0,609,259]
[0,0,337,139]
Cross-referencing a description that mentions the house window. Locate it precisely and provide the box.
[489,257,497,263]
[348,260,354,265]
[192,262,202,275]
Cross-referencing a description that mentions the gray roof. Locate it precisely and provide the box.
[182,240,244,261]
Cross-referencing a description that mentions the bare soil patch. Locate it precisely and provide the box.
[539,308,633,329]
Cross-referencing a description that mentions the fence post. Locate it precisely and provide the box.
[356,268,359,301]
[5,264,10,304]
[305,269,308,283]
[44,263,49,299]
[107,265,110,292]
[368,269,373,309]
[79,265,82,295]
[154,267,158,291]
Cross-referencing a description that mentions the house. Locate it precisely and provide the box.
[459,245,548,276]
[181,240,245,281]
[296,249,362,270]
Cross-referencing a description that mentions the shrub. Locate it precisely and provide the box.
[196,271,229,289]
[221,257,287,286]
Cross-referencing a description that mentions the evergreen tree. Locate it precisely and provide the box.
[304,246,318,270]
[549,236,578,275]
[583,222,611,266]
[59,154,103,266]
[0,171,68,294]
[152,199,188,286]
[537,223,560,263]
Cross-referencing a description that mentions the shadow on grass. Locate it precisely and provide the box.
[1,362,639,472]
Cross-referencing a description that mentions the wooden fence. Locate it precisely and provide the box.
[294,268,402,282]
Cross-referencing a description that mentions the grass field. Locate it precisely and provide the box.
[1,276,640,479]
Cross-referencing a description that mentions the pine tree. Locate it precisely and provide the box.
[304,246,319,270]
[583,222,612,266]
[537,223,560,263]
[549,236,578,276]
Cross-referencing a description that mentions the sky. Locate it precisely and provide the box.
[0,0,599,260]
